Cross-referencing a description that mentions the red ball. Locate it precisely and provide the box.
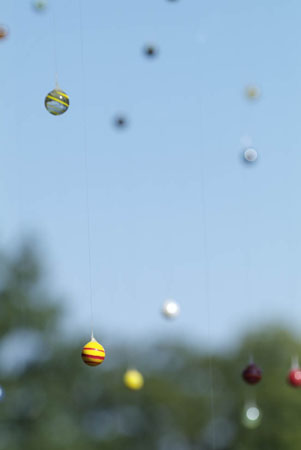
[242,363,262,385]
[288,369,301,387]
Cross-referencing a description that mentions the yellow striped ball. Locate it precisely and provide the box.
[81,338,106,367]
[45,89,69,115]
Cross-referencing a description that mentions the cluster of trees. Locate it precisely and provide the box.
[0,242,301,450]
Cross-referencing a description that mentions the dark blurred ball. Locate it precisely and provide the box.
[114,115,128,129]
[242,363,262,385]
[144,45,158,58]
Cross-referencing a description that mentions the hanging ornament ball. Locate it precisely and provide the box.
[0,385,5,401]
[0,25,8,40]
[124,369,144,391]
[114,115,128,129]
[245,85,261,101]
[242,403,262,429]
[81,337,106,367]
[33,0,47,11]
[288,369,301,387]
[242,363,262,385]
[45,89,69,115]
[244,148,258,163]
[144,44,158,58]
[162,299,180,319]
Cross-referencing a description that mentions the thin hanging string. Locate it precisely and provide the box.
[199,107,216,450]
[50,0,59,86]
[240,113,256,363]
[12,0,22,233]
[78,0,94,339]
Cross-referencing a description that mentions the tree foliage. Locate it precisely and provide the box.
[0,242,300,450]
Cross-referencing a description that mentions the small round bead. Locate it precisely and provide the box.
[242,363,262,385]
[162,299,180,319]
[81,338,106,367]
[45,89,69,115]
[245,85,261,101]
[144,45,158,58]
[114,115,128,129]
[244,148,258,162]
[288,369,301,387]
[124,369,144,390]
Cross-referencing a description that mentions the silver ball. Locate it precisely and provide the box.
[244,148,258,162]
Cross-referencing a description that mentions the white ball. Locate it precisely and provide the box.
[244,148,258,162]
[162,299,180,319]
[242,402,262,429]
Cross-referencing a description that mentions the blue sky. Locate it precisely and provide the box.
[0,0,301,348]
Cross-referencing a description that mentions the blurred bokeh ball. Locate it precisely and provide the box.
[244,148,258,163]
[0,25,8,40]
[144,44,158,58]
[162,299,180,319]
[45,89,69,115]
[245,85,261,101]
[124,369,144,390]
[114,115,128,129]
[242,403,262,429]
[242,363,262,384]
[288,368,301,387]
[0,385,5,401]
[33,0,47,11]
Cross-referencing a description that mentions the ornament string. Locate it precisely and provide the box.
[199,105,216,450]
[79,0,94,339]
[50,1,59,87]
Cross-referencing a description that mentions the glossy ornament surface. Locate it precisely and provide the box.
[124,369,144,390]
[162,299,180,319]
[45,89,69,115]
[244,148,258,162]
[288,369,301,387]
[81,337,106,367]
[288,357,301,387]
[242,363,262,385]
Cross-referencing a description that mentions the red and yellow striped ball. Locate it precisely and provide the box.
[81,338,105,367]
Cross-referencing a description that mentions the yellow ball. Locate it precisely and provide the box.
[123,369,144,390]
[81,338,105,367]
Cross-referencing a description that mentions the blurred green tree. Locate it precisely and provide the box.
[0,242,301,450]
